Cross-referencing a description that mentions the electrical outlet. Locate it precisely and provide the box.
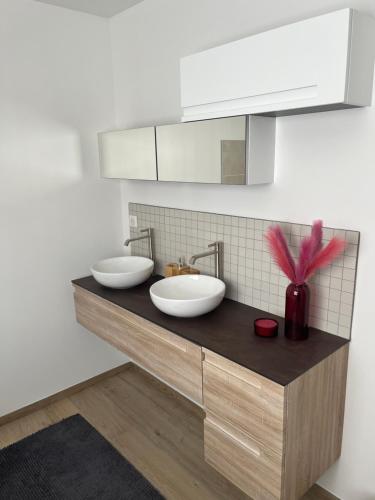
[129,215,138,228]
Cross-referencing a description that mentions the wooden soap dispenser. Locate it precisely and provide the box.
[164,257,200,276]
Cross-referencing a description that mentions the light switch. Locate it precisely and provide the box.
[129,215,138,228]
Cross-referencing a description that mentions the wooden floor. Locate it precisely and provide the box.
[0,364,337,500]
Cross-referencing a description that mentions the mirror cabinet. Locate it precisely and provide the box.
[98,116,275,185]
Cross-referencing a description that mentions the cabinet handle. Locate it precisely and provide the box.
[205,360,262,390]
[207,417,261,458]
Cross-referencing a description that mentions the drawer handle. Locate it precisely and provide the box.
[76,292,187,353]
[146,329,188,353]
[207,418,261,457]
[205,361,262,390]
[104,304,188,353]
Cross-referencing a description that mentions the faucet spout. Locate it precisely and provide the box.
[189,250,215,265]
[124,227,154,262]
[124,235,146,246]
[189,242,223,280]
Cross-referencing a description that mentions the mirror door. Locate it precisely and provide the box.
[156,116,247,184]
[99,127,157,180]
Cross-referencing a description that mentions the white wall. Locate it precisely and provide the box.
[0,0,127,417]
[110,1,375,499]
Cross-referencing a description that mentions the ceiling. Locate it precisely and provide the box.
[35,0,145,18]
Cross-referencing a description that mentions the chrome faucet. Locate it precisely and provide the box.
[124,227,154,261]
[189,241,223,280]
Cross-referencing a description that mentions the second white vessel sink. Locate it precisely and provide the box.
[91,256,154,289]
[149,274,225,318]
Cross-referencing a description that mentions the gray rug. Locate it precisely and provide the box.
[0,414,164,499]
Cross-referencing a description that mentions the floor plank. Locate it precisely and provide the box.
[0,363,338,500]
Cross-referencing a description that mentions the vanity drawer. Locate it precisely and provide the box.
[203,349,284,453]
[204,416,282,500]
[74,286,203,404]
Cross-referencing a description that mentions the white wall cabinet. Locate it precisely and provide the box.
[98,127,157,180]
[180,9,375,121]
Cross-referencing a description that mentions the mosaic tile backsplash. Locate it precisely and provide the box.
[129,203,359,339]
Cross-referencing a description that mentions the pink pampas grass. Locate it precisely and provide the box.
[266,220,345,284]
[305,238,346,281]
[295,220,323,284]
[265,226,296,283]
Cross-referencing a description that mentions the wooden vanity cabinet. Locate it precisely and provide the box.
[74,286,203,405]
[73,279,349,500]
[202,348,349,500]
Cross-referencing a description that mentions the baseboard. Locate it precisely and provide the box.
[303,484,340,500]
[0,363,131,427]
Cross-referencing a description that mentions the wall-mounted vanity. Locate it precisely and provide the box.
[72,203,358,497]
[98,115,276,185]
[72,275,349,500]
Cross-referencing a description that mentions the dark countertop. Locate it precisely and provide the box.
[72,275,349,386]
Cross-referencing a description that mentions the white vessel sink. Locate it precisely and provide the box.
[91,256,154,289]
[149,274,225,318]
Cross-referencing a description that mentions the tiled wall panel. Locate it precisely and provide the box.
[129,203,359,339]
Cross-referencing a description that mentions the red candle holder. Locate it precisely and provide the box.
[254,318,278,337]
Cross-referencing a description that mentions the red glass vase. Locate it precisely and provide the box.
[285,283,310,340]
